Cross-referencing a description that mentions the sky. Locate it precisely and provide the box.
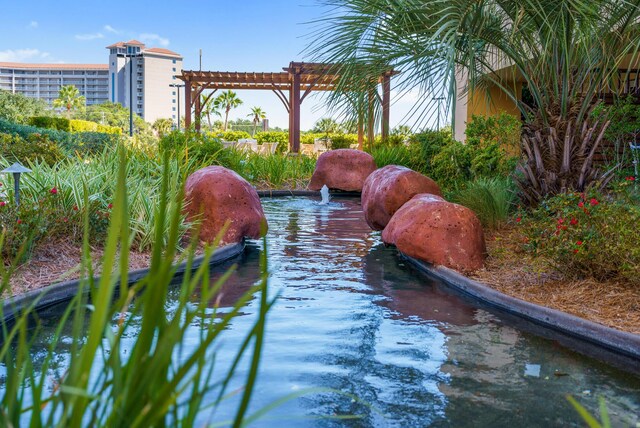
[0,0,442,131]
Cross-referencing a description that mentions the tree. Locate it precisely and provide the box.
[247,106,267,136]
[392,125,412,137]
[200,93,220,129]
[53,85,85,117]
[152,118,173,138]
[308,0,640,205]
[0,90,49,124]
[313,118,340,140]
[78,102,152,136]
[214,90,243,131]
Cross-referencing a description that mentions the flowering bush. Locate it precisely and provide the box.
[520,189,640,284]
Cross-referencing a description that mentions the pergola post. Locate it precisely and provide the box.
[382,74,391,140]
[195,92,201,133]
[184,82,192,130]
[289,70,301,153]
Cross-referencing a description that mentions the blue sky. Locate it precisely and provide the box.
[0,0,436,130]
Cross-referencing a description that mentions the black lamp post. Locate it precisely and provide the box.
[170,83,185,131]
[2,162,32,206]
[117,51,143,137]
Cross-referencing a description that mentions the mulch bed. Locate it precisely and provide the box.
[471,227,640,335]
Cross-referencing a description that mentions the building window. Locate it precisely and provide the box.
[172,91,176,95]
[172,99,176,103]
[172,67,176,72]
[172,107,176,111]
[172,114,176,119]
[172,76,176,80]
[172,59,176,64]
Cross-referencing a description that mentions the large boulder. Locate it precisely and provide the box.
[361,165,442,230]
[184,166,267,245]
[382,194,486,272]
[308,149,377,192]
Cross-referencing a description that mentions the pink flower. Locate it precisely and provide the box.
[50,187,58,195]
[0,201,5,207]
[107,203,113,209]
[557,218,565,225]
[578,202,584,208]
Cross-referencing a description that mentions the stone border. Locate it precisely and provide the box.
[257,189,361,198]
[402,255,640,362]
[2,242,245,324]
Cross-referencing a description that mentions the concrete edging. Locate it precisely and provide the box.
[402,254,640,361]
[2,242,245,323]
[256,189,361,198]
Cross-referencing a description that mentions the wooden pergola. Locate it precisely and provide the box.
[178,62,395,152]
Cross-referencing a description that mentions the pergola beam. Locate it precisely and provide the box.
[178,62,395,152]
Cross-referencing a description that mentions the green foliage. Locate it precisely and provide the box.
[520,191,640,284]
[592,96,640,165]
[409,129,454,170]
[77,102,153,136]
[160,130,223,166]
[0,151,270,425]
[430,140,474,186]
[465,113,521,158]
[0,118,121,155]
[213,130,252,141]
[29,116,70,131]
[0,133,64,166]
[0,90,49,125]
[152,118,173,138]
[255,131,289,153]
[329,133,357,149]
[369,144,422,171]
[53,84,85,115]
[450,178,516,229]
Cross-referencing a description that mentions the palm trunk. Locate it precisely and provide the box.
[224,108,230,131]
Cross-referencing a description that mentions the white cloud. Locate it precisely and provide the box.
[0,48,51,62]
[139,33,169,47]
[27,21,38,29]
[104,24,119,34]
[75,32,104,41]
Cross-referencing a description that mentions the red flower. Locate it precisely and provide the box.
[626,176,636,181]
[570,218,578,225]
[573,249,579,254]
[50,187,58,195]
[73,205,78,211]
[0,201,5,207]
[554,230,561,236]
[107,203,113,209]
[589,198,599,206]
[63,217,68,222]
[578,202,584,208]
[576,241,583,246]
[557,218,565,224]
[516,217,522,223]
[16,219,22,224]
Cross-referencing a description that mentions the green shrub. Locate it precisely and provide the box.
[212,130,251,141]
[450,178,516,229]
[0,118,120,155]
[465,112,521,157]
[430,140,473,186]
[30,116,70,131]
[0,133,64,166]
[410,129,454,169]
[521,191,640,284]
[329,133,357,149]
[160,130,223,165]
[0,90,49,125]
[255,131,289,153]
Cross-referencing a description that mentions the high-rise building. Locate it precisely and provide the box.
[0,62,109,105]
[107,40,183,123]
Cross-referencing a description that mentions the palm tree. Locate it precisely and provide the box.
[214,90,243,131]
[53,85,86,117]
[307,0,640,205]
[200,93,220,130]
[247,106,267,136]
[313,118,340,140]
[152,118,173,137]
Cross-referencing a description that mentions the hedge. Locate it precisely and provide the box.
[0,118,121,155]
[30,116,121,135]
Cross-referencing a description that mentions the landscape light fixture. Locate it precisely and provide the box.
[1,162,32,206]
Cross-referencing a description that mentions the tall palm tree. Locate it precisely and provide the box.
[214,90,243,131]
[247,106,267,136]
[201,93,221,130]
[313,117,340,140]
[53,85,86,117]
[307,0,640,205]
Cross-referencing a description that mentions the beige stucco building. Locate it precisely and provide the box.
[107,40,183,124]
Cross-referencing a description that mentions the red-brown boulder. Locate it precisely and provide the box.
[361,165,442,230]
[308,149,377,192]
[382,194,486,271]
[184,166,267,245]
